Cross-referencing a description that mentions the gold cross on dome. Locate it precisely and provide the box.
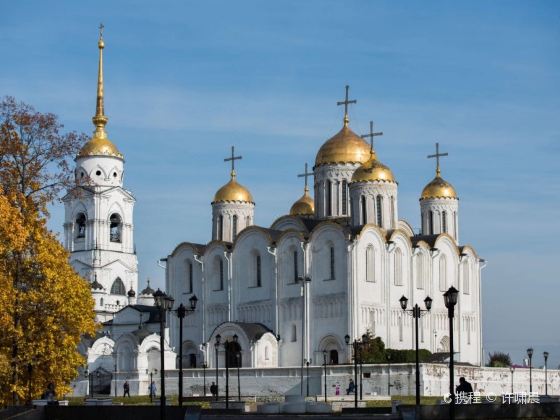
[297,162,313,190]
[361,120,383,152]
[427,142,449,176]
[224,145,242,175]
[337,85,357,126]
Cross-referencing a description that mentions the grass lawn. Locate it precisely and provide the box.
[65,395,210,407]
[366,396,441,407]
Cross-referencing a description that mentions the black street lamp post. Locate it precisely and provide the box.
[305,359,310,397]
[153,288,175,420]
[510,366,514,393]
[202,363,207,396]
[175,295,198,407]
[113,362,117,398]
[147,369,158,402]
[214,336,220,401]
[527,348,533,393]
[443,286,459,420]
[544,351,549,396]
[236,353,241,402]
[345,333,369,408]
[387,353,392,396]
[399,294,433,411]
[322,350,327,402]
[218,334,238,409]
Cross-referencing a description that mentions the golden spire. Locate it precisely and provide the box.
[337,85,357,127]
[92,23,108,138]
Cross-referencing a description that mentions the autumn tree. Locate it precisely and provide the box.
[0,97,95,405]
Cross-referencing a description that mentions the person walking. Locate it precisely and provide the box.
[123,380,131,397]
[210,382,218,398]
[149,380,157,401]
[346,379,356,395]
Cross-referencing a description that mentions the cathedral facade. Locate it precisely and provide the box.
[165,94,483,370]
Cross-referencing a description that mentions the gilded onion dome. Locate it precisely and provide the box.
[351,153,396,183]
[77,32,123,160]
[420,172,457,200]
[315,125,373,167]
[290,187,314,216]
[213,171,254,204]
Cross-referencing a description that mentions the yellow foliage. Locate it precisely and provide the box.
[0,194,96,405]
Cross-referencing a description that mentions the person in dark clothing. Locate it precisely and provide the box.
[42,382,56,401]
[123,380,131,397]
[456,377,474,394]
[346,379,356,395]
[210,382,218,398]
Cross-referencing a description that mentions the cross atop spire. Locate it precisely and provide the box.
[427,142,449,176]
[92,23,108,137]
[361,120,383,154]
[297,162,313,192]
[224,146,242,177]
[337,85,357,127]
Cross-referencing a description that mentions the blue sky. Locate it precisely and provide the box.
[2,1,559,367]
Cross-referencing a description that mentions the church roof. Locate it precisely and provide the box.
[230,322,273,341]
[102,304,162,326]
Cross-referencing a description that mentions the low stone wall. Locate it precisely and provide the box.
[70,363,560,398]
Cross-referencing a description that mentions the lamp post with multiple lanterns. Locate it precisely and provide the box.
[344,333,369,409]
[544,351,549,396]
[215,333,239,409]
[443,286,459,420]
[175,295,198,406]
[527,347,533,393]
[153,288,175,420]
[399,294,432,410]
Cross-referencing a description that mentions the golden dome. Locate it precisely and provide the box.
[315,125,373,167]
[420,173,457,200]
[78,134,123,159]
[351,154,396,183]
[213,172,254,204]
[290,187,314,216]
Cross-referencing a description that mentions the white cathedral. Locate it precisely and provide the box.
[65,32,482,385]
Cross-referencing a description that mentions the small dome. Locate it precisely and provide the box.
[420,174,457,200]
[315,125,372,167]
[91,277,104,291]
[140,280,155,296]
[78,134,123,159]
[290,188,314,216]
[213,172,254,204]
[127,288,136,297]
[351,154,396,183]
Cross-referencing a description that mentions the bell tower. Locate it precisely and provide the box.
[62,26,138,322]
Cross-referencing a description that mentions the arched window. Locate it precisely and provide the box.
[255,254,262,287]
[100,297,104,307]
[366,245,375,282]
[111,277,126,295]
[232,215,238,241]
[462,261,470,294]
[326,181,332,216]
[265,345,270,360]
[416,254,424,289]
[376,195,383,226]
[429,211,434,235]
[291,324,297,342]
[394,248,403,286]
[341,180,348,215]
[187,261,193,293]
[75,213,86,238]
[109,213,122,243]
[215,258,224,291]
[442,211,448,233]
[439,255,447,291]
[329,246,335,280]
[361,195,367,225]
[218,215,224,241]
[293,250,299,283]
[246,215,251,227]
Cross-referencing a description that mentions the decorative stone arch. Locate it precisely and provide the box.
[90,164,108,180]
[181,340,201,368]
[318,334,345,365]
[114,333,138,372]
[89,336,115,372]
[439,335,450,353]
[107,164,121,182]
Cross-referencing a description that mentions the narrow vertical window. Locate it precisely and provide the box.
[439,255,447,292]
[219,259,224,291]
[232,215,238,241]
[376,195,383,227]
[390,196,395,228]
[462,262,469,294]
[218,215,224,241]
[329,246,335,280]
[361,196,367,225]
[416,254,423,289]
[326,181,332,216]
[394,248,403,286]
[291,324,297,342]
[421,212,425,234]
[246,215,251,227]
[429,211,434,235]
[293,250,298,283]
[366,245,375,282]
[188,261,193,293]
[341,180,348,215]
[109,213,122,243]
[76,213,86,238]
[256,255,262,287]
[442,211,447,233]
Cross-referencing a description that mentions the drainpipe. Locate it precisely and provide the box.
[194,254,205,343]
